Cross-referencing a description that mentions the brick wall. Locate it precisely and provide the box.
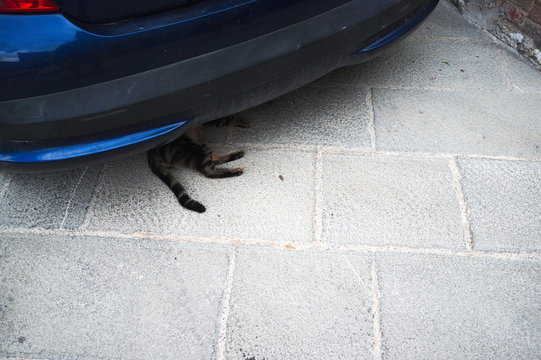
[450,0,541,66]
[501,0,541,48]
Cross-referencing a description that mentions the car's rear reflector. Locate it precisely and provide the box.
[0,0,59,13]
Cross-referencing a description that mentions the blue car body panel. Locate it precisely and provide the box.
[0,0,439,171]
[1,0,350,100]
[0,121,187,162]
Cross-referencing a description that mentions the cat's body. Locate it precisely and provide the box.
[147,116,249,213]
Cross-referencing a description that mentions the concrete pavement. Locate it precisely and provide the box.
[1,2,540,359]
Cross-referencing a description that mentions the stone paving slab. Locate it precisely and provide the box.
[377,253,541,360]
[0,167,100,230]
[504,52,541,93]
[85,150,315,242]
[225,247,374,359]
[321,153,464,249]
[373,88,541,158]
[231,86,371,148]
[0,232,229,360]
[0,2,540,360]
[312,38,510,90]
[413,1,488,40]
[459,158,541,252]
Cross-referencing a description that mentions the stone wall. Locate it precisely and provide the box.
[449,0,541,67]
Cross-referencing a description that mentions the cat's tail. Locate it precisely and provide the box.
[148,155,206,213]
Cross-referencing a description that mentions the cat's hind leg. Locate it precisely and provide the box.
[159,171,206,212]
[148,153,206,213]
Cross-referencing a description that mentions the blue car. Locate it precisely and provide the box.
[0,0,438,171]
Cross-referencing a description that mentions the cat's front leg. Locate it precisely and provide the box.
[200,166,244,179]
[211,150,245,165]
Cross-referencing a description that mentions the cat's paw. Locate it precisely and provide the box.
[232,167,244,176]
[229,150,245,161]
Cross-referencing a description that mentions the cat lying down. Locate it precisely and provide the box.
[147,116,250,213]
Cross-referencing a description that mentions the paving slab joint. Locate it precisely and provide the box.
[366,88,377,150]
[216,247,237,360]
[79,163,109,231]
[449,158,475,251]
[372,84,541,94]
[59,167,88,230]
[371,257,383,360]
[0,174,12,204]
[313,148,324,244]
[2,227,541,261]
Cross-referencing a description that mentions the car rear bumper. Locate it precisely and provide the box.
[0,0,439,172]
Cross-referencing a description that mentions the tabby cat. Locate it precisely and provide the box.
[147,116,250,213]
